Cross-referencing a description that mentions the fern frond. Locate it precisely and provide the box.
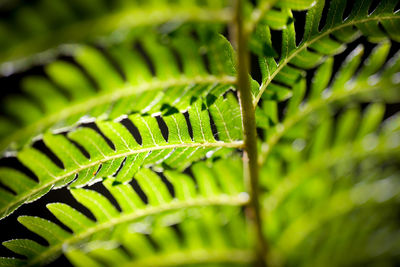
[65,207,253,267]
[266,165,400,266]
[262,108,400,208]
[257,41,400,162]
[0,158,249,266]
[0,0,232,72]
[66,208,254,266]
[259,102,400,265]
[0,94,243,219]
[273,173,400,252]
[253,9,400,261]
[0,32,236,152]
[252,0,400,105]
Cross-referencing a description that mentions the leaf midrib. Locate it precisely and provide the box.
[27,195,249,266]
[0,75,236,152]
[253,14,400,106]
[1,140,244,219]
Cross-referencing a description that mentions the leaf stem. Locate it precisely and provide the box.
[234,0,267,265]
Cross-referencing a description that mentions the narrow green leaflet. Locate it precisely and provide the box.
[276,0,316,10]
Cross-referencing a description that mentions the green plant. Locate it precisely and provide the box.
[0,0,399,266]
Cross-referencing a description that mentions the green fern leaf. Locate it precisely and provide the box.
[0,92,243,219]
[259,89,400,265]
[64,207,253,267]
[257,41,400,163]
[0,32,236,152]
[0,158,248,266]
[252,0,400,105]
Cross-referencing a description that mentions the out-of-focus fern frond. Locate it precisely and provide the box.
[0,31,236,152]
[65,207,253,267]
[259,91,400,264]
[0,158,249,266]
[0,0,232,73]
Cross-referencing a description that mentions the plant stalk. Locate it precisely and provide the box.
[233,0,267,266]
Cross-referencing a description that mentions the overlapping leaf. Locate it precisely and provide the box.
[256,44,400,266]
[0,31,236,152]
[251,5,400,262]
[0,93,243,219]
[261,112,400,265]
[0,158,248,266]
